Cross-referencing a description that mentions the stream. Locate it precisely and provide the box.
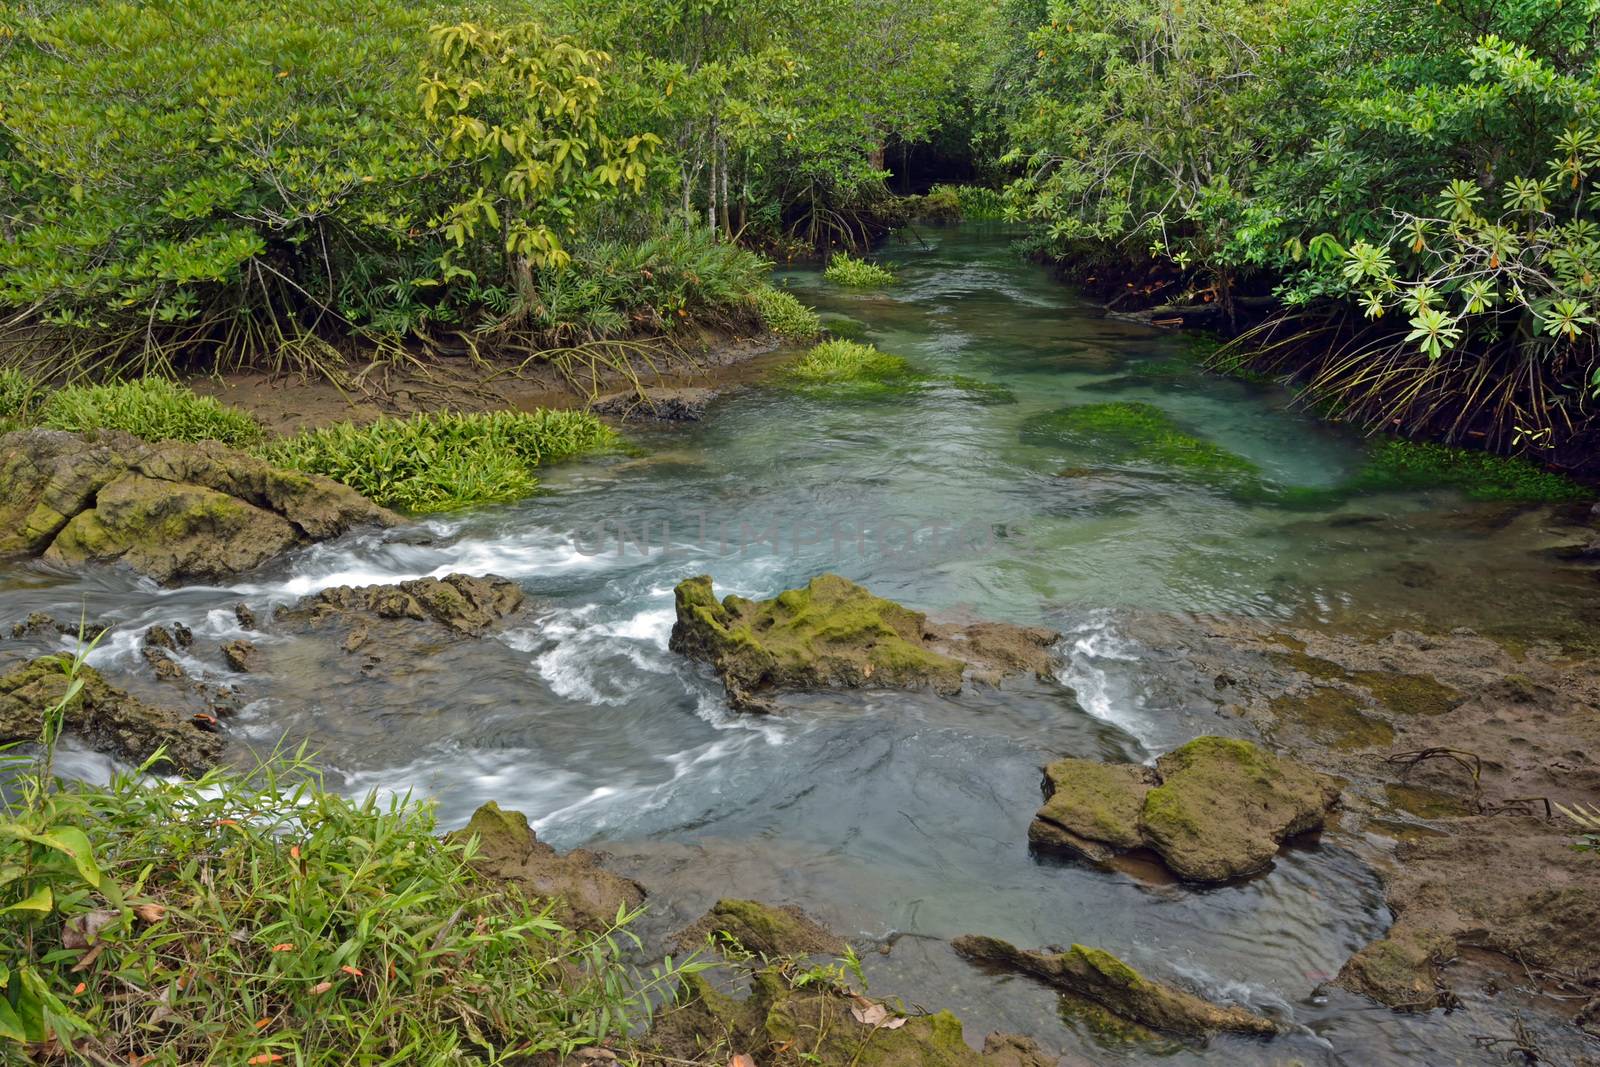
[4,224,1597,1065]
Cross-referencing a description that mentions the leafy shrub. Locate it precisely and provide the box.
[917,186,963,221]
[787,340,914,384]
[0,654,685,1063]
[823,253,897,288]
[753,286,824,341]
[264,410,618,513]
[39,379,263,446]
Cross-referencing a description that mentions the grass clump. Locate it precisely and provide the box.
[0,654,688,1064]
[264,409,618,514]
[0,368,40,422]
[1023,401,1260,480]
[752,285,823,342]
[38,378,263,447]
[1350,439,1591,503]
[786,339,915,385]
[823,252,896,288]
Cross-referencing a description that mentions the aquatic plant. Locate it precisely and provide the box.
[39,378,264,447]
[823,252,896,288]
[0,650,690,1063]
[264,409,618,513]
[1022,401,1261,480]
[1350,439,1590,503]
[786,339,915,385]
[953,185,1008,221]
[752,285,823,341]
[917,185,963,221]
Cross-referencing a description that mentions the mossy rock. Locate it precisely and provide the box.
[449,801,645,932]
[1268,649,1463,719]
[669,574,1056,712]
[1140,737,1340,881]
[1384,783,1474,820]
[1029,759,1155,861]
[1,430,398,584]
[0,656,222,774]
[953,935,1280,1037]
[276,574,525,639]
[675,899,849,958]
[1019,402,1259,486]
[1028,737,1340,882]
[1336,931,1456,1011]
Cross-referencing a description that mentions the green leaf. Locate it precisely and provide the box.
[2,886,52,915]
[0,996,26,1043]
[32,830,101,889]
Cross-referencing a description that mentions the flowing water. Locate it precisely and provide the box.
[4,225,1597,1064]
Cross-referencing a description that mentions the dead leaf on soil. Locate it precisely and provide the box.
[62,908,116,950]
[849,998,906,1030]
[729,1056,756,1067]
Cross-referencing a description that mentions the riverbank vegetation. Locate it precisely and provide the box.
[1,0,1594,472]
[983,0,1600,472]
[0,652,686,1062]
[264,410,618,513]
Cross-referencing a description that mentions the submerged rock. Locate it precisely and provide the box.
[1029,736,1339,882]
[0,429,398,584]
[674,898,849,958]
[220,639,257,673]
[450,801,643,933]
[668,573,1059,711]
[0,656,222,774]
[277,573,525,639]
[952,935,1280,1037]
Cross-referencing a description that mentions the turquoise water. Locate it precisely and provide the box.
[4,224,1595,1064]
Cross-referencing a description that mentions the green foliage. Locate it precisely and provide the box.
[0,369,40,421]
[823,253,897,288]
[923,184,1008,222]
[786,340,914,384]
[39,379,264,447]
[263,410,618,513]
[753,286,824,341]
[1350,439,1590,503]
[0,654,691,1064]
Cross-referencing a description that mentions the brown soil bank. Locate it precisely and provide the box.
[1103,611,1600,1018]
[189,331,784,436]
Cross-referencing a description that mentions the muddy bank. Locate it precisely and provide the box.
[1091,610,1600,1017]
[189,330,787,436]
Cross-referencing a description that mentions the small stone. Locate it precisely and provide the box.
[141,646,186,682]
[221,639,257,673]
[234,602,258,630]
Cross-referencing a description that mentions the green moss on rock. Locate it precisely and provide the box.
[952,935,1279,1036]
[671,574,1058,711]
[1028,737,1340,882]
[1020,402,1260,485]
[675,899,848,958]
[1351,439,1589,503]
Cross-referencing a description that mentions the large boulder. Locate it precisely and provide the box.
[668,574,1059,711]
[449,801,644,933]
[0,656,222,774]
[0,429,398,584]
[1029,736,1340,882]
[952,935,1280,1037]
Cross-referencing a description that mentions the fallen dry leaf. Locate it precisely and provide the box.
[70,941,106,973]
[849,999,906,1030]
[729,1055,756,1067]
[133,902,165,924]
[62,909,116,950]
[309,981,333,995]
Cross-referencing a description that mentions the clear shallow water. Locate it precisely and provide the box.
[4,225,1597,1064]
